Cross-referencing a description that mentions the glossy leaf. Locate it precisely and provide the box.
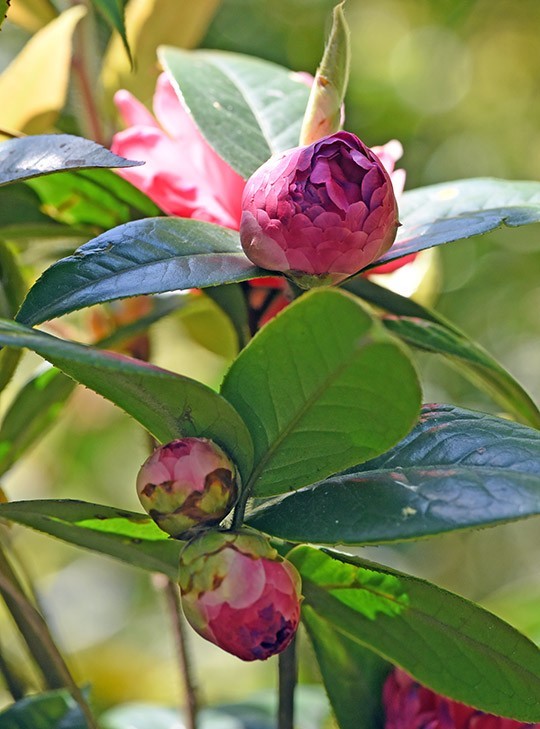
[92,0,131,65]
[221,289,420,496]
[345,276,540,428]
[0,7,86,133]
[0,319,254,479]
[368,178,540,269]
[0,134,141,187]
[248,404,540,544]
[0,241,26,392]
[17,218,261,326]
[27,167,160,228]
[303,608,388,729]
[0,500,182,579]
[0,294,189,477]
[290,545,540,721]
[159,48,311,178]
[0,689,87,729]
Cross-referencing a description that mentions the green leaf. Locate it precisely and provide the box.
[290,545,540,721]
[0,134,141,187]
[368,178,540,269]
[91,0,132,66]
[0,293,190,477]
[205,284,250,350]
[0,689,87,729]
[0,0,10,31]
[0,500,182,579]
[221,289,420,497]
[248,403,540,544]
[345,276,540,428]
[0,183,53,228]
[302,608,388,729]
[27,167,160,229]
[0,240,26,392]
[300,1,350,145]
[0,366,75,477]
[0,319,254,479]
[17,218,261,326]
[158,48,311,179]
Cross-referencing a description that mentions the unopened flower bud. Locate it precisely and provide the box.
[240,131,399,288]
[136,438,238,538]
[179,530,302,661]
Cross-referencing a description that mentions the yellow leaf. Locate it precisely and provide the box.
[6,0,57,33]
[101,0,220,108]
[0,5,86,134]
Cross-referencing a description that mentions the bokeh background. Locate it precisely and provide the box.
[1,0,539,718]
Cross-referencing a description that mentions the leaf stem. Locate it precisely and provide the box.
[161,577,199,729]
[278,637,297,729]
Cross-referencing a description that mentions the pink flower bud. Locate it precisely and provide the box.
[136,438,238,538]
[179,530,302,661]
[240,131,399,287]
[383,670,539,729]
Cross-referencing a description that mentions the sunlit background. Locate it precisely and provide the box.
[1,0,540,718]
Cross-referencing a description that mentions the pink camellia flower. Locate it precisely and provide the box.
[239,131,399,287]
[136,438,238,538]
[179,529,302,661]
[383,669,540,729]
[111,74,245,229]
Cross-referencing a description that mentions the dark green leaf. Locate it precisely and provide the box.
[0,319,254,479]
[27,168,160,229]
[0,688,87,729]
[0,134,141,187]
[221,289,420,497]
[248,404,540,544]
[345,277,540,428]
[290,545,540,721]
[91,0,132,65]
[0,240,26,392]
[368,178,540,269]
[158,48,311,179]
[0,366,75,477]
[303,608,388,729]
[0,500,182,579]
[205,284,250,350]
[0,184,53,229]
[17,218,261,326]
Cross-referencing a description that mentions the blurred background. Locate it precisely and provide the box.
[0,0,539,718]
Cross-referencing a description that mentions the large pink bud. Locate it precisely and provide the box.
[240,131,399,287]
[136,438,238,538]
[383,669,540,729]
[179,530,302,661]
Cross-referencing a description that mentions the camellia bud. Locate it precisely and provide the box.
[136,438,238,538]
[240,131,399,288]
[179,530,302,661]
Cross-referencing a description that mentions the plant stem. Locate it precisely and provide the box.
[0,547,100,729]
[70,1,106,145]
[162,578,199,729]
[278,637,297,729]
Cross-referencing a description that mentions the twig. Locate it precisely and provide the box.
[0,549,100,729]
[278,637,297,729]
[161,577,199,729]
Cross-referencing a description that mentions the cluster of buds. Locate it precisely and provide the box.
[137,440,302,661]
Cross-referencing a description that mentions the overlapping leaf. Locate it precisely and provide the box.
[0,319,254,479]
[0,689,87,729]
[248,404,540,544]
[159,48,310,178]
[290,546,540,721]
[345,276,540,428]
[368,178,540,269]
[16,218,261,326]
[0,500,181,579]
[221,289,421,496]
